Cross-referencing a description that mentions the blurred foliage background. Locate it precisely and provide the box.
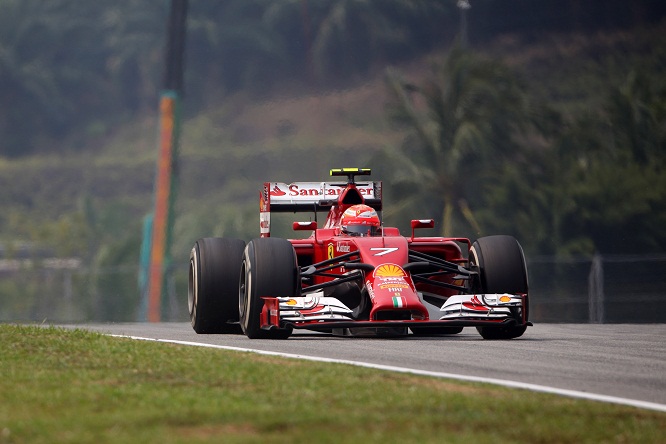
[0,0,665,321]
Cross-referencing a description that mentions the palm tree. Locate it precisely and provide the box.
[382,47,531,236]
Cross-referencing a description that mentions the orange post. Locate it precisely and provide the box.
[147,93,177,322]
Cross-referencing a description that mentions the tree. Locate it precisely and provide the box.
[605,69,666,167]
[382,47,532,237]
[0,0,74,155]
[572,70,666,253]
[0,0,165,156]
[185,0,286,105]
[479,69,666,256]
[263,0,454,85]
[100,0,167,114]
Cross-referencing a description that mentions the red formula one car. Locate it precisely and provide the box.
[188,168,531,339]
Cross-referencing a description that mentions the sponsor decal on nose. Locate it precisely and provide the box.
[374,264,405,277]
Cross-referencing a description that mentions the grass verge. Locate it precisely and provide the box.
[1,324,664,443]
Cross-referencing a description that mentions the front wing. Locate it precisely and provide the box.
[260,292,530,332]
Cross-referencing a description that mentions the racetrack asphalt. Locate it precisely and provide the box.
[62,322,666,411]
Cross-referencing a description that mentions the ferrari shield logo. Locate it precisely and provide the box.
[327,243,334,260]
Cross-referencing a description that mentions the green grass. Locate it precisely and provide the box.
[1,325,664,444]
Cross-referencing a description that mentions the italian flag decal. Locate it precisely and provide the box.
[392,296,404,308]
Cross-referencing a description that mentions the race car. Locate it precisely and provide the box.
[188,168,531,339]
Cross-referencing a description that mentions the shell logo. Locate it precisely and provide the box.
[374,264,406,278]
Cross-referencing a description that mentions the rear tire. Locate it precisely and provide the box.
[189,238,245,334]
[239,238,298,339]
[470,235,529,340]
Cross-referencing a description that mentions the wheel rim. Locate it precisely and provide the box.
[468,245,482,293]
[188,256,197,319]
[238,260,249,327]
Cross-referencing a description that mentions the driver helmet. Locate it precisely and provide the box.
[340,204,380,237]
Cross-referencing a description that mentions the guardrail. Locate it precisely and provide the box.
[528,254,666,323]
[1,255,665,323]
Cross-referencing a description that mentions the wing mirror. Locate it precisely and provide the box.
[293,221,317,231]
[411,219,434,239]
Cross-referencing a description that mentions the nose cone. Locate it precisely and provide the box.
[367,263,429,320]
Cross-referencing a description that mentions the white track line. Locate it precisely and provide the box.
[111,334,666,413]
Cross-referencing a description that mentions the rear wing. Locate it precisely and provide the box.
[260,181,382,237]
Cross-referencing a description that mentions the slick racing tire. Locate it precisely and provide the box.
[470,235,529,340]
[189,237,245,334]
[239,238,298,339]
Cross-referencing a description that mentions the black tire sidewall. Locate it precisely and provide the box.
[471,235,529,339]
[240,238,297,339]
[471,235,528,294]
[190,237,245,334]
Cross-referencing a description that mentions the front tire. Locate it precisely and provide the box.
[239,238,298,339]
[470,235,529,340]
[189,238,245,334]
